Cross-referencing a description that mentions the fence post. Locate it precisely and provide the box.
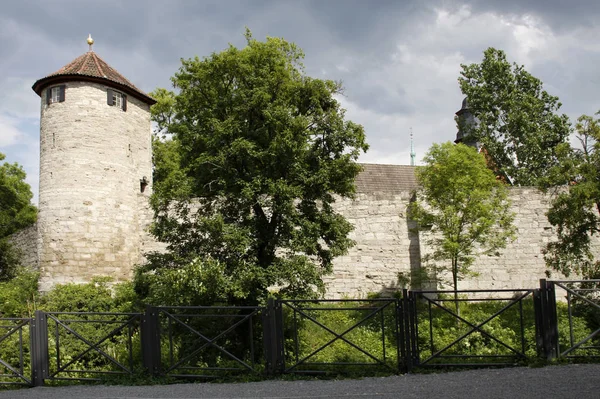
[533,288,545,357]
[546,280,559,359]
[141,306,161,376]
[399,289,412,373]
[536,279,559,360]
[30,310,48,387]
[262,298,283,375]
[407,291,420,368]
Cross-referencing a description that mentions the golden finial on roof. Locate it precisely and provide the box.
[87,34,94,51]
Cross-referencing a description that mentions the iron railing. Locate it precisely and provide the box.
[0,317,32,386]
[408,289,537,369]
[277,298,402,374]
[546,280,600,360]
[1,279,599,387]
[144,306,263,379]
[41,312,142,383]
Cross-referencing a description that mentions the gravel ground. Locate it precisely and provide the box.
[0,364,598,399]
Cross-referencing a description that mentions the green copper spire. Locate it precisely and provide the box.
[410,127,416,166]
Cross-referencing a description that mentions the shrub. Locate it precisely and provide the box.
[281,299,399,374]
[0,267,39,318]
[37,278,141,381]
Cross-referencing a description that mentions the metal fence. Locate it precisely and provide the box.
[275,298,401,374]
[143,306,263,378]
[41,311,142,383]
[407,289,537,369]
[0,279,598,387]
[539,279,600,360]
[0,317,32,386]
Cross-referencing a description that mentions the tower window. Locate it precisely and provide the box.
[46,85,65,105]
[107,89,127,111]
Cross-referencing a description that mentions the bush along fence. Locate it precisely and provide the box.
[0,279,599,387]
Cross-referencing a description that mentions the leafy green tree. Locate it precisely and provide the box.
[0,152,37,281]
[135,31,368,305]
[458,48,571,186]
[543,114,600,279]
[409,142,516,306]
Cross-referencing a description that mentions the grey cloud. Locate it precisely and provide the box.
[462,0,600,31]
[2,0,600,204]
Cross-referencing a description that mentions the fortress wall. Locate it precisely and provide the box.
[8,223,39,270]
[325,187,575,298]
[15,179,583,297]
[137,195,168,258]
[465,188,556,291]
[324,191,416,298]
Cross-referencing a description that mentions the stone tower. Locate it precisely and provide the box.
[31,36,156,291]
[454,97,480,149]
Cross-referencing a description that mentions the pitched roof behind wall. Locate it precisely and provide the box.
[355,164,418,193]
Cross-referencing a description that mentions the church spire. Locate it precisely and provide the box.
[410,127,416,166]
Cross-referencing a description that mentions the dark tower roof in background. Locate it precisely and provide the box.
[32,49,156,105]
[455,96,470,116]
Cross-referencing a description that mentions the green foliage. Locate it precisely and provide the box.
[543,114,600,278]
[37,279,141,381]
[135,257,245,305]
[0,267,39,317]
[459,48,571,186]
[0,152,37,281]
[409,142,516,295]
[39,277,137,313]
[282,300,399,374]
[138,30,368,305]
[555,302,598,358]
[0,269,38,386]
[414,297,596,365]
[0,152,37,238]
[0,240,25,282]
[151,307,264,378]
[415,296,539,363]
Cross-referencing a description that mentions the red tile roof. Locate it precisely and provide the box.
[32,51,155,105]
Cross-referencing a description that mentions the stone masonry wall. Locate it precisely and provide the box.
[324,191,419,297]
[8,223,39,270]
[37,82,152,291]
[11,170,589,297]
[324,187,580,298]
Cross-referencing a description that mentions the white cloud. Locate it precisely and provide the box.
[0,114,23,147]
[0,78,40,119]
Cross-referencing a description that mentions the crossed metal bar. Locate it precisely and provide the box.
[280,299,397,372]
[45,313,140,379]
[0,319,31,385]
[158,307,260,374]
[553,281,600,357]
[415,291,533,366]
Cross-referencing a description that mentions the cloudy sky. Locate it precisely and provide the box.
[1,0,599,203]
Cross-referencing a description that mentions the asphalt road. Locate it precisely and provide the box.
[0,364,598,399]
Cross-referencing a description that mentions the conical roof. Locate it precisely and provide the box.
[32,51,155,105]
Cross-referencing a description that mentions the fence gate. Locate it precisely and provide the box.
[277,298,402,374]
[144,306,263,379]
[544,279,600,360]
[408,289,537,368]
[0,317,32,386]
[39,311,141,384]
